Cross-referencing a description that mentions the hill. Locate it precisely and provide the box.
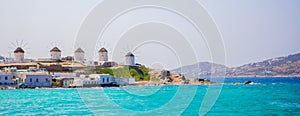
[172,53,300,77]
[172,62,228,77]
[228,53,300,77]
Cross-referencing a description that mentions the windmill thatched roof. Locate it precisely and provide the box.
[50,47,61,52]
[75,48,84,53]
[14,47,25,53]
[98,48,108,52]
[125,52,134,57]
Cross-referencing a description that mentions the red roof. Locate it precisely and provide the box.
[75,48,84,53]
[99,48,108,52]
[50,47,61,52]
[125,52,134,57]
[14,47,25,53]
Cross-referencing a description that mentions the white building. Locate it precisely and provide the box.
[0,73,14,85]
[55,77,74,88]
[115,77,135,85]
[53,73,76,87]
[53,73,76,78]
[0,56,5,64]
[82,80,99,86]
[85,61,95,66]
[99,48,108,62]
[50,47,61,60]
[73,76,85,87]
[63,78,74,87]
[23,74,52,87]
[99,74,114,84]
[74,48,85,62]
[86,74,114,85]
[14,47,25,62]
[72,74,98,87]
[125,52,135,66]
[74,74,115,87]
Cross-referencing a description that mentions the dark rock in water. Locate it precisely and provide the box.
[244,81,253,84]
[198,79,205,82]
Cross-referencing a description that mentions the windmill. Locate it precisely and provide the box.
[117,44,140,65]
[47,42,63,60]
[8,40,30,63]
[95,42,112,61]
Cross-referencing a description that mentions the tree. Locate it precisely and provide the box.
[140,65,149,75]
[139,65,150,80]
[130,69,141,81]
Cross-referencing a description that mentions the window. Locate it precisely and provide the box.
[45,78,49,82]
[5,76,8,80]
[107,78,109,83]
[30,78,32,82]
[103,78,105,83]
[36,78,39,82]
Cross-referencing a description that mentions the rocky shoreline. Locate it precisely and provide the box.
[148,70,216,85]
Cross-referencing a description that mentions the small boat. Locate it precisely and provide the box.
[18,83,28,88]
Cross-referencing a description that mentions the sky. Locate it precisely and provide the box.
[0,0,300,69]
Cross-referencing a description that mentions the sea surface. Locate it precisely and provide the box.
[0,77,300,115]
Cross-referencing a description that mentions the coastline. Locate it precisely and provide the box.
[1,77,299,90]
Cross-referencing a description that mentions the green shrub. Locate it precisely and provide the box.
[95,65,151,81]
[96,68,113,76]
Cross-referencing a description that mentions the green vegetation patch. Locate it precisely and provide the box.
[95,66,150,81]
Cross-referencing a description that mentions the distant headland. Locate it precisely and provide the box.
[172,52,300,77]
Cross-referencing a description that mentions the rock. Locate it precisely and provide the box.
[244,81,254,84]
[149,69,214,84]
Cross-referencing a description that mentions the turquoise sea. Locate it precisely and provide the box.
[0,77,300,115]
